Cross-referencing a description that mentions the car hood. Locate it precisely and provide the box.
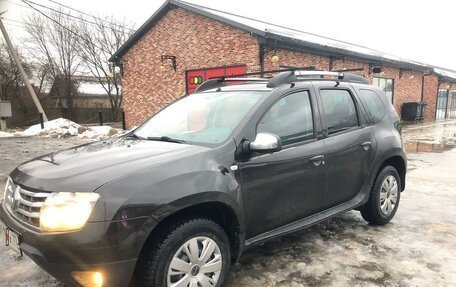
[11,137,211,192]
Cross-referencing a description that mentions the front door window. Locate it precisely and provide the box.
[257,91,314,145]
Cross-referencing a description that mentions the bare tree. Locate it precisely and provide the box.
[78,16,134,120]
[24,9,81,121]
[0,40,34,113]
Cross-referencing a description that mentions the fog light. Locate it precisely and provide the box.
[71,271,103,287]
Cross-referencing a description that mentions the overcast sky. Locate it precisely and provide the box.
[1,0,455,70]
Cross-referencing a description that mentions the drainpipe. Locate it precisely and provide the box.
[259,42,266,78]
[421,72,432,102]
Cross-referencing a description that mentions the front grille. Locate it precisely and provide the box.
[4,178,51,228]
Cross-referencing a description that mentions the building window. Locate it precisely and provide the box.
[449,91,456,119]
[372,77,394,104]
[436,89,449,120]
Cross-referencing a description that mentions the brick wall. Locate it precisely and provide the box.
[422,74,439,121]
[121,6,259,128]
[422,77,456,121]
[263,47,330,71]
[263,47,423,117]
[120,6,444,127]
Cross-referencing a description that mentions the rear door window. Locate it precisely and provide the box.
[320,89,359,135]
[358,89,386,124]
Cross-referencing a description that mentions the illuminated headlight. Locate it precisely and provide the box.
[2,177,12,204]
[40,192,100,232]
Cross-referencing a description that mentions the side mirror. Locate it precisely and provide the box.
[249,133,282,153]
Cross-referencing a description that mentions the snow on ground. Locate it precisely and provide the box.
[78,125,119,139]
[13,118,124,140]
[21,118,80,137]
[0,131,14,138]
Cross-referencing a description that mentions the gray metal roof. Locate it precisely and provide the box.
[432,66,456,82]
[109,0,456,80]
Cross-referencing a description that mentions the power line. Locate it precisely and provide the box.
[20,0,105,51]
[3,17,26,26]
[23,0,114,30]
[2,20,24,30]
[3,17,59,32]
[46,0,135,32]
[3,0,135,34]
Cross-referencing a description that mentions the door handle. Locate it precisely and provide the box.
[361,141,372,151]
[310,155,325,167]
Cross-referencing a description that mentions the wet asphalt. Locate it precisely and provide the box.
[0,121,455,287]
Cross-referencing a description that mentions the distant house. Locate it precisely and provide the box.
[45,76,111,109]
[42,76,119,123]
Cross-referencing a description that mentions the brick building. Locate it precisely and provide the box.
[110,0,456,128]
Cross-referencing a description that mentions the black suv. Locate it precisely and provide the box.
[0,70,406,287]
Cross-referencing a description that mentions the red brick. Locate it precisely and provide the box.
[120,6,445,127]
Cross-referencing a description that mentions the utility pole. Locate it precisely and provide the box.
[0,13,48,121]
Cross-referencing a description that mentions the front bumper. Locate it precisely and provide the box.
[0,202,156,287]
[24,244,137,287]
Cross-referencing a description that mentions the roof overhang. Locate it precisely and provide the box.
[432,67,456,82]
[109,0,266,63]
[109,0,449,76]
[264,32,432,72]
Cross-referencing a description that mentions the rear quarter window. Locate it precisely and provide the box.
[359,89,386,124]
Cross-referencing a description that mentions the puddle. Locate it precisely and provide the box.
[405,141,455,153]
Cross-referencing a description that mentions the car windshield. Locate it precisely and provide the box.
[134,91,265,144]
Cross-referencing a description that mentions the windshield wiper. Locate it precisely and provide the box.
[146,136,186,144]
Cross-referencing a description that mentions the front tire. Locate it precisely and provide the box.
[134,217,231,287]
[361,165,401,225]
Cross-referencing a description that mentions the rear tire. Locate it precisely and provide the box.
[134,217,231,287]
[361,165,401,225]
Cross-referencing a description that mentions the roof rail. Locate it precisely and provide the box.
[267,70,369,87]
[195,67,315,93]
[194,77,268,93]
[193,67,369,93]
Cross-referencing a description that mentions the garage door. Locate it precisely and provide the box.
[185,65,246,94]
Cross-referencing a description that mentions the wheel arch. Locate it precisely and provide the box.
[139,196,244,263]
[375,155,406,191]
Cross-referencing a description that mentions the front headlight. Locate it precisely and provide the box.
[40,192,100,232]
[3,177,12,204]
[2,180,8,203]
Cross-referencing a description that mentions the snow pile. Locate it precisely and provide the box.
[21,118,80,138]
[79,126,120,139]
[0,131,14,138]
[17,118,122,140]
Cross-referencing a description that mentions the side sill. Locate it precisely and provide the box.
[244,192,367,247]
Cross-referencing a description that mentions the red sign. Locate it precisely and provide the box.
[186,65,246,94]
